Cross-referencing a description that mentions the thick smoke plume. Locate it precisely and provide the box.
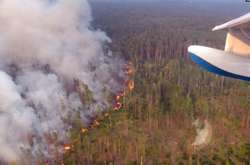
[0,0,123,163]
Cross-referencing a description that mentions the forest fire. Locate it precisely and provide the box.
[114,93,123,111]
[113,102,122,111]
[104,112,110,117]
[120,90,126,97]
[112,62,135,111]
[124,62,134,76]
[125,68,133,75]
[116,95,121,102]
[92,120,100,127]
[81,128,88,134]
[64,145,72,152]
[0,0,129,163]
[128,80,135,91]
[115,89,126,103]
[62,61,135,160]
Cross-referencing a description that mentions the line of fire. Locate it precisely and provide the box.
[51,62,135,165]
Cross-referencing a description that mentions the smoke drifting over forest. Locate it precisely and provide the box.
[0,0,123,163]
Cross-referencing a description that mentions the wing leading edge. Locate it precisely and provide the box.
[188,46,250,81]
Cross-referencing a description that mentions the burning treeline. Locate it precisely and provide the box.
[0,0,125,164]
[62,62,135,157]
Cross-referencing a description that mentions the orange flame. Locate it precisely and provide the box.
[125,68,133,76]
[113,102,122,111]
[128,80,135,91]
[93,120,100,127]
[62,61,134,162]
[116,95,121,102]
[81,128,88,133]
[116,102,122,109]
[64,145,71,151]
[104,113,109,117]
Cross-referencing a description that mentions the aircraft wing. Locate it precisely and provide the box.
[213,13,250,31]
[188,45,250,81]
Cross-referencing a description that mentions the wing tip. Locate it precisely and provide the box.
[212,26,219,31]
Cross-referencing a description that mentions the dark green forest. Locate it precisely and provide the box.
[63,1,250,164]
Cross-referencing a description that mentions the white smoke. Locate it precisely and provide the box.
[192,119,212,148]
[0,71,36,163]
[0,0,123,163]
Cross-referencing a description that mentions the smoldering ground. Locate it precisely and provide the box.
[0,0,124,163]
